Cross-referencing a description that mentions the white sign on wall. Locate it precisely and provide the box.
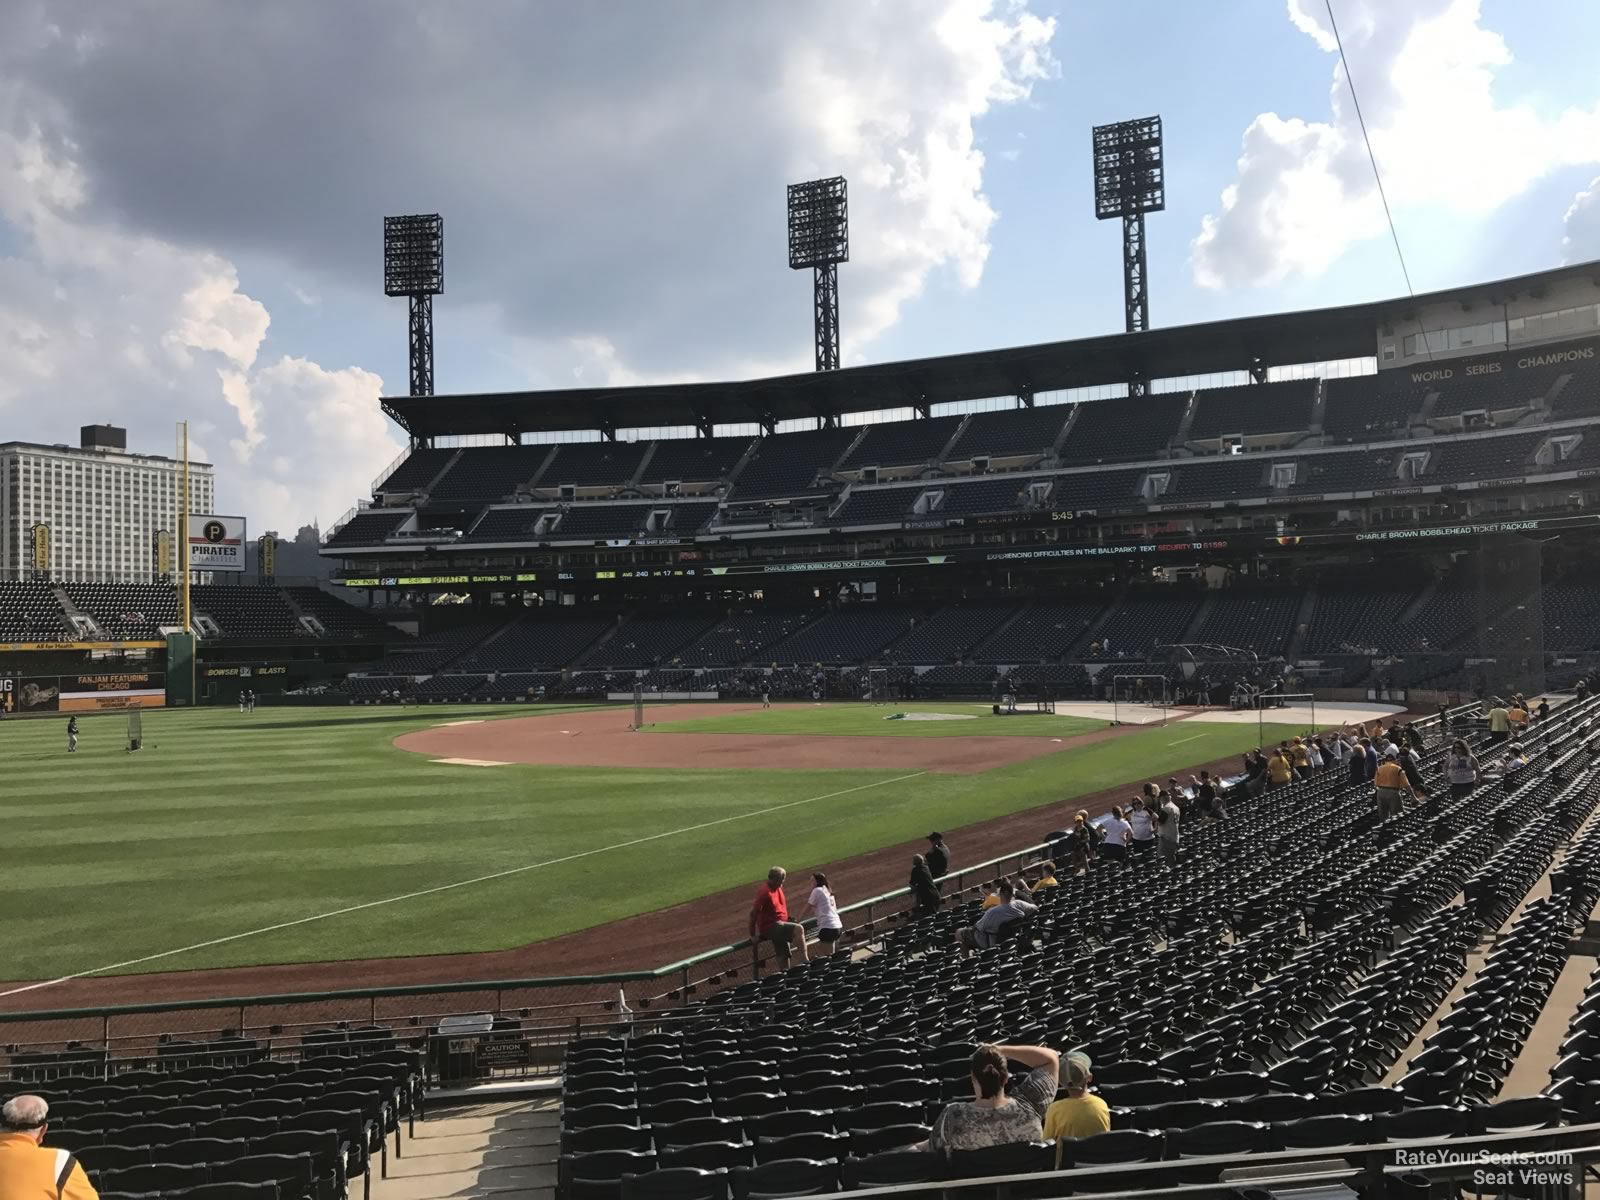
[188,514,247,573]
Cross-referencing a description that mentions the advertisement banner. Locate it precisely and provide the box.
[57,672,166,712]
[260,534,277,580]
[189,514,247,573]
[30,523,49,574]
[155,529,172,577]
[14,676,62,713]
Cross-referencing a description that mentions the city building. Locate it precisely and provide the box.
[0,426,215,583]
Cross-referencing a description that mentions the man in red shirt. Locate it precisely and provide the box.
[748,866,806,969]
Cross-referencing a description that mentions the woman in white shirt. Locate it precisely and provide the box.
[804,872,845,954]
[1100,805,1134,862]
[1445,738,1480,800]
[1126,796,1157,856]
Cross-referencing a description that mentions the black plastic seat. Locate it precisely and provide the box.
[847,1124,929,1157]
[1058,1127,1164,1166]
[840,1149,940,1189]
[1271,1113,1373,1149]
[568,1124,653,1154]
[749,1130,842,1165]
[652,1117,745,1149]
[729,1157,839,1200]
[1381,1105,1473,1141]
[659,1141,753,1172]
[621,1166,730,1200]
[1477,1095,1564,1133]
[1166,1120,1269,1157]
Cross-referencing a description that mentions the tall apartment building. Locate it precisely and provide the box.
[0,426,216,583]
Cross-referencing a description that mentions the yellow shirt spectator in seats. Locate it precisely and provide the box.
[1043,1092,1112,1140]
[1032,875,1059,891]
[1488,706,1510,733]
[1268,755,1294,784]
[981,893,1002,909]
[1374,761,1408,790]
[1292,744,1311,767]
[1508,706,1527,728]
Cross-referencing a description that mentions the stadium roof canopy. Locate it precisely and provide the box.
[383,260,1600,440]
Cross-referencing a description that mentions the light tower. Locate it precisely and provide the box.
[787,177,849,372]
[383,213,444,397]
[1092,117,1165,396]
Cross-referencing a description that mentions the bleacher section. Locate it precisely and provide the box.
[1546,582,1600,651]
[376,447,455,494]
[464,505,554,542]
[638,436,751,484]
[550,695,1600,1198]
[934,476,1048,516]
[764,608,920,665]
[1303,587,1412,654]
[831,486,920,525]
[1194,591,1301,656]
[1322,376,1417,441]
[974,602,1103,661]
[944,406,1072,461]
[454,616,611,672]
[667,611,820,667]
[553,504,650,540]
[193,585,305,641]
[538,442,650,490]
[879,605,1017,664]
[427,445,550,502]
[0,581,72,641]
[1426,430,1545,483]
[1057,393,1186,464]
[841,417,962,468]
[67,583,180,639]
[582,614,719,668]
[284,588,399,641]
[1188,379,1317,439]
[325,509,409,548]
[1090,593,1204,657]
[732,428,858,498]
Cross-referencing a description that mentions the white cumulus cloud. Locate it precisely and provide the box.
[1565,177,1600,263]
[1193,0,1600,289]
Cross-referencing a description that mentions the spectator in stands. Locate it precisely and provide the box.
[1445,738,1481,800]
[1290,737,1312,782]
[1508,698,1528,732]
[1190,773,1216,819]
[1244,750,1269,797]
[1065,810,1098,870]
[1374,750,1413,820]
[748,867,806,969]
[803,872,844,955]
[980,879,1003,909]
[1042,1052,1111,1140]
[1537,697,1551,723]
[1267,746,1294,789]
[1127,797,1156,856]
[922,1044,1059,1153]
[1487,698,1512,744]
[1028,861,1060,892]
[1399,741,1426,795]
[926,832,950,879]
[1157,793,1181,865]
[0,1095,99,1200]
[958,881,1037,954]
[1101,806,1132,861]
[909,853,942,914]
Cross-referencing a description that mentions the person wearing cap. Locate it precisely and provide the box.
[1042,1052,1111,1142]
[0,1095,99,1200]
[1373,749,1413,820]
[909,853,942,914]
[926,833,950,880]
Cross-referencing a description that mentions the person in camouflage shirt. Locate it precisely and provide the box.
[924,1044,1060,1153]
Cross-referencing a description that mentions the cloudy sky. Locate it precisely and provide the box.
[2,0,1597,532]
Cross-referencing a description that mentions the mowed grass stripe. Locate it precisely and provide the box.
[0,706,1308,980]
[649,703,1106,738]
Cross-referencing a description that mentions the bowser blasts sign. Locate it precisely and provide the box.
[188,515,247,573]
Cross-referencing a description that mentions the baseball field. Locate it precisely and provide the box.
[0,700,1317,1000]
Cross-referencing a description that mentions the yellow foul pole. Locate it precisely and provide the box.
[178,421,191,633]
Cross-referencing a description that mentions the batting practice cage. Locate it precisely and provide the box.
[1110,673,1169,726]
[867,667,890,704]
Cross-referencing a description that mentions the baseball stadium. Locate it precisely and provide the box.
[5,76,1600,1200]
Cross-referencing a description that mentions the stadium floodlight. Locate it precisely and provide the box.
[787,176,848,372]
[1092,116,1164,393]
[383,213,444,398]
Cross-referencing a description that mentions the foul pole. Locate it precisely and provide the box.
[178,421,191,633]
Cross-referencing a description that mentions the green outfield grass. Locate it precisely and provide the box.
[649,702,1106,738]
[0,704,1309,983]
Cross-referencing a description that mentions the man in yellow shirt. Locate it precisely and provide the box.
[1043,1052,1111,1145]
[1029,862,1060,891]
[980,880,1002,909]
[1487,700,1511,744]
[0,1096,100,1200]
[1374,750,1412,820]
[1508,702,1528,731]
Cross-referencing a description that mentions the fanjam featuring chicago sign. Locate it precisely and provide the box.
[188,514,247,573]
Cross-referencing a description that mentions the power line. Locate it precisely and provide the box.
[1324,0,1438,363]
